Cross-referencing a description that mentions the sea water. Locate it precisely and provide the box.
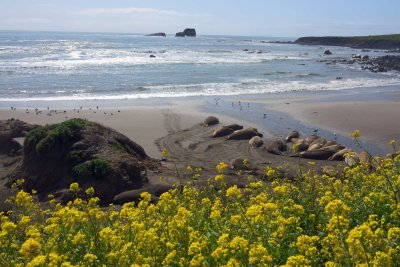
[1,31,399,103]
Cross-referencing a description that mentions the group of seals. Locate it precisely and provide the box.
[285,131,351,161]
[212,123,243,138]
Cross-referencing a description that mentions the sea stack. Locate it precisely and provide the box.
[175,28,196,37]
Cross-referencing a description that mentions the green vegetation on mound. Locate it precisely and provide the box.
[24,118,86,155]
[73,158,112,180]
[295,34,400,49]
[2,137,400,266]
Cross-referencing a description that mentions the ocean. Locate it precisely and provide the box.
[1,31,399,103]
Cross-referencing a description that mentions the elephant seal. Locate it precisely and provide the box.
[321,144,345,152]
[308,143,325,151]
[291,138,309,152]
[285,130,299,142]
[114,184,174,204]
[329,148,352,161]
[266,139,287,155]
[359,150,372,164]
[203,116,219,127]
[304,135,320,145]
[324,140,338,147]
[309,137,327,147]
[292,148,337,160]
[226,128,262,140]
[249,136,264,148]
[230,158,253,170]
[225,123,243,131]
[212,126,235,138]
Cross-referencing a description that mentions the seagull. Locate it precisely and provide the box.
[313,128,318,133]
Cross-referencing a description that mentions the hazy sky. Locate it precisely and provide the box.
[1,0,399,37]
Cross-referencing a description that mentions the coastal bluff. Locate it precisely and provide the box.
[295,34,400,49]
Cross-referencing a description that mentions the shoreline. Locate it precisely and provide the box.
[1,85,399,156]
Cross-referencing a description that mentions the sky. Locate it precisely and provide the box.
[0,0,399,37]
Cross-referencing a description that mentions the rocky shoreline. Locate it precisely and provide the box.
[294,34,400,50]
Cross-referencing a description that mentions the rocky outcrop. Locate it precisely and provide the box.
[0,119,37,155]
[295,34,400,50]
[146,32,166,37]
[324,50,332,55]
[175,28,196,37]
[319,55,400,73]
[6,119,161,204]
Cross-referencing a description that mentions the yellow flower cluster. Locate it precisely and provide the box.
[1,147,400,266]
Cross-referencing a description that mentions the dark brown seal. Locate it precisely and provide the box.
[225,123,244,131]
[285,130,300,142]
[292,148,337,160]
[226,128,263,140]
[329,148,352,161]
[304,135,320,145]
[266,139,287,155]
[212,126,235,138]
[203,116,219,127]
[249,136,264,148]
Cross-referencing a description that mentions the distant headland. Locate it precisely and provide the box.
[294,34,400,50]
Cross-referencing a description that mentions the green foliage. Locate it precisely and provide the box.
[73,158,111,180]
[26,119,86,155]
[24,126,48,153]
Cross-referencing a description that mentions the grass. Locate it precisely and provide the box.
[72,158,112,180]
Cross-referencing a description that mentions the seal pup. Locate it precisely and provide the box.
[203,116,219,127]
[308,138,327,151]
[324,140,338,147]
[249,136,264,148]
[226,128,263,140]
[266,139,287,155]
[285,130,299,142]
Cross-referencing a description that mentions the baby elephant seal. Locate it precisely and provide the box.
[226,128,263,140]
[285,130,299,142]
[203,116,219,127]
[249,136,264,148]
[212,126,234,138]
[304,134,320,145]
[266,140,287,155]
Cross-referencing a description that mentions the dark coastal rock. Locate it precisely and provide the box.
[6,119,160,204]
[149,55,156,58]
[146,32,166,37]
[0,119,38,154]
[295,34,400,50]
[175,28,196,37]
[324,50,332,55]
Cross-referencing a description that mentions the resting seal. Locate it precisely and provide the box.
[292,148,337,160]
[225,123,244,131]
[266,139,287,155]
[249,136,264,148]
[212,126,235,138]
[226,128,263,140]
[285,130,299,142]
[203,116,219,127]
[304,135,320,145]
[329,148,352,161]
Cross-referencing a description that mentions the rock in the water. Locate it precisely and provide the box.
[146,32,166,37]
[6,119,160,204]
[175,28,196,37]
[324,50,332,55]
